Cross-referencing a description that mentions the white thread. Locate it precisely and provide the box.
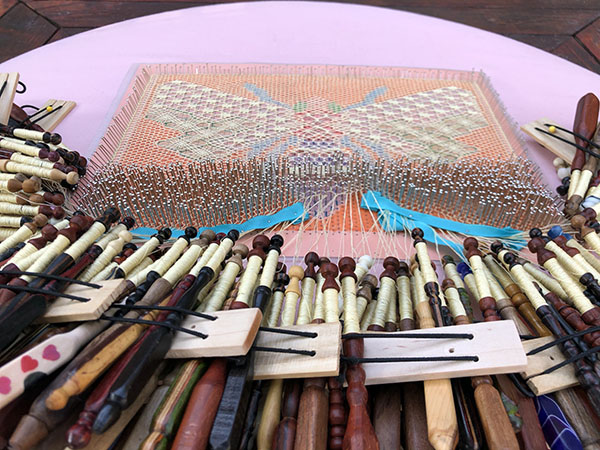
[396,275,413,320]
[509,265,547,310]
[0,226,32,254]
[371,277,395,328]
[22,235,71,282]
[203,262,241,313]
[118,237,160,276]
[469,255,492,299]
[416,242,436,284]
[259,249,279,287]
[324,288,340,323]
[236,255,263,306]
[341,276,359,333]
[163,244,204,286]
[296,277,315,325]
[444,285,467,319]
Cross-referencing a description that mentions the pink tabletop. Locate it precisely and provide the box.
[0,1,599,186]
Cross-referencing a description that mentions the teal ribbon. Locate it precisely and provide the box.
[133,202,308,239]
[360,191,525,253]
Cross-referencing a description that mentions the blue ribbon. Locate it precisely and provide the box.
[133,202,308,239]
[360,191,525,252]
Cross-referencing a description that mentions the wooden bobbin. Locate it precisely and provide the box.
[257,267,291,450]
[296,251,319,326]
[357,274,377,324]
[116,228,172,278]
[359,276,377,331]
[411,260,459,450]
[79,231,133,282]
[464,237,501,321]
[282,265,304,327]
[395,262,414,332]
[321,262,340,324]
[339,257,359,334]
[573,213,600,258]
[354,255,374,284]
[368,257,399,331]
[0,159,79,185]
[265,270,289,327]
[528,234,600,314]
[0,213,45,253]
[202,244,248,313]
[312,257,330,324]
[489,242,552,337]
[441,279,469,325]
[232,234,269,308]
[482,264,532,335]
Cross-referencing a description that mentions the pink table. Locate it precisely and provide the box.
[0,1,599,184]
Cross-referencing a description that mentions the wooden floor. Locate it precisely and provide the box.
[0,0,599,74]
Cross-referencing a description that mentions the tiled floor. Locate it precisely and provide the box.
[0,0,599,74]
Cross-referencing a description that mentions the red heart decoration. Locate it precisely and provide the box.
[0,377,10,395]
[21,356,38,373]
[42,344,60,361]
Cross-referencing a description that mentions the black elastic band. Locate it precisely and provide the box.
[15,81,26,94]
[544,123,600,150]
[508,373,536,398]
[343,332,474,340]
[0,270,101,288]
[0,283,89,301]
[526,344,600,379]
[99,314,208,339]
[341,355,479,364]
[109,303,217,321]
[30,104,63,125]
[527,325,600,355]
[259,326,317,338]
[0,80,6,100]
[253,346,316,357]
[535,127,600,159]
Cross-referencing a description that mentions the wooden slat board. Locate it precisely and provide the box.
[253,322,341,380]
[362,321,527,385]
[167,308,261,358]
[521,336,578,395]
[41,278,129,322]
[0,72,19,126]
[521,118,576,163]
[33,99,76,131]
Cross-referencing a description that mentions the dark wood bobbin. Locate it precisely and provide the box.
[367,257,399,332]
[463,237,501,322]
[304,251,319,280]
[272,379,303,450]
[491,241,552,337]
[441,255,473,319]
[441,278,469,326]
